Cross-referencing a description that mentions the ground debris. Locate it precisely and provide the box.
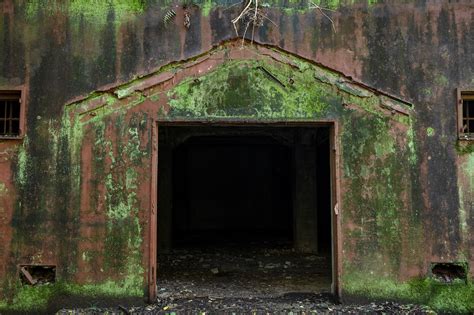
[57,244,435,314]
[57,295,435,314]
[154,242,332,298]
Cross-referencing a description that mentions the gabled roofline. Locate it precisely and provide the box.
[66,39,413,110]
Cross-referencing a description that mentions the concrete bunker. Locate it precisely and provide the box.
[156,124,334,296]
[58,41,415,304]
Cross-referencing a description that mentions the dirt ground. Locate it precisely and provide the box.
[57,242,434,314]
[156,241,332,298]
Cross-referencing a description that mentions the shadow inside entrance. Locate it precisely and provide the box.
[156,125,333,299]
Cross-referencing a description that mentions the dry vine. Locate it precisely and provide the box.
[231,0,336,44]
[231,0,275,45]
[308,1,336,33]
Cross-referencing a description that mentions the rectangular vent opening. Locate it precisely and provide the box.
[19,265,56,286]
[431,262,467,284]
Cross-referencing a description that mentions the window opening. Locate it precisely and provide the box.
[459,91,474,139]
[0,90,21,137]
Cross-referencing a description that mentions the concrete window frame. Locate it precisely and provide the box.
[0,86,27,140]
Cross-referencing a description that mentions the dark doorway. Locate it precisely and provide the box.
[156,125,333,298]
[173,135,292,246]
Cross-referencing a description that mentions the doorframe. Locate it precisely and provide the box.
[148,119,342,301]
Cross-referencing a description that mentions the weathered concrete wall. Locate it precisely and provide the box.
[0,0,473,312]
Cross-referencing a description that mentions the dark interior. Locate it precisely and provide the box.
[172,135,293,246]
[0,92,21,136]
[462,99,474,133]
[158,125,332,252]
[156,125,333,296]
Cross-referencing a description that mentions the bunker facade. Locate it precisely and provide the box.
[0,0,473,313]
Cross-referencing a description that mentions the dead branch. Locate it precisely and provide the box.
[308,1,336,33]
[232,0,266,44]
[232,0,337,45]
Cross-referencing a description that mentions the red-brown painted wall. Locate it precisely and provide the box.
[0,0,472,307]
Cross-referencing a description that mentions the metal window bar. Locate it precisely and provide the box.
[466,100,474,134]
[0,99,20,136]
[461,93,474,137]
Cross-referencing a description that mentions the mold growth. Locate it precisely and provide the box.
[457,153,474,247]
[167,60,341,119]
[23,0,146,24]
[21,0,381,24]
[164,45,417,288]
[343,272,474,314]
[0,183,8,196]
[64,110,148,292]
[426,127,435,137]
[15,136,29,187]
[5,42,419,311]
[0,280,143,313]
[456,141,474,155]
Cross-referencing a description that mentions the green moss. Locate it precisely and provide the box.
[15,136,29,187]
[24,0,145,24]
[201,0,213,16]
[168,60,353,119]
[422,87,432,97]
[344,273,474,314]
[163,50,415,280]
[456,141,474,155]
[47,42,416,309]
[0,182,7,196]
[22,0,381,24]
[43,94,147,302]
[457,154,474,244]
[407,118,418,165]
[434,74,449,86]
[0,280,143,313]
[99,114,146,277]
[341,114,410,272]
[426,127,435,137]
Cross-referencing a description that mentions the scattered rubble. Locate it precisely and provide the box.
[154,241,332,298]
[57,243,435,314]
[57,294,435,314]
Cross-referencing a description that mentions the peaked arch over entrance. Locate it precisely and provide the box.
[65,40,414,302]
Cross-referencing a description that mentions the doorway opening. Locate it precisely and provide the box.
[155,124,335,299]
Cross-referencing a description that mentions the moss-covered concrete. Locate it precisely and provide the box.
[0,281,143,313]
[1,0,473,313]
[1,42,421,311]
[2,33,472,311]
[343,273,474,314]
[20,0,382,23]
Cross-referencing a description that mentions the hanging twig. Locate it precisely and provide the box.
[232,0,337,45]
[223,1,244,12]
[308,1,336,33]
[232,0,254,36]
[232,0,269,44]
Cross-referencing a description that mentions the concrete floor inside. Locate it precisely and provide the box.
[156,125,333,298]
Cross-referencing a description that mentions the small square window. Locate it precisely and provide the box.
[458,90,474,140]
[0,90,23,138]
